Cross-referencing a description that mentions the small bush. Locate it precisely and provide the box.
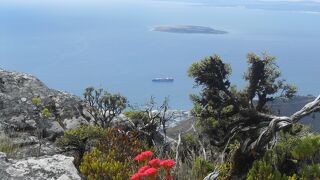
[80,148,131,180]
[0,135,18,158]
[56,125,104,165]
[291,135,320,161]
[191,157,216,180]
[246,160,287,180]
[80,128,146,179]
[300,164,320,179]
[246,133,320,180]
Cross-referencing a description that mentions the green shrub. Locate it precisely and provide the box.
[191,157,216,180]
[291,135,320,161]
[79,128,146,179]
[124,111,147,121]
[56,125,104,165]
[31,97,41,104]
[246,160,287,180]
[246,133,320,180]
[124,110,149,126]
[80,148,131,180]
[300,164,320,179]
[0,135,17,157]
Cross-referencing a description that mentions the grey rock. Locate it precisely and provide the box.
[0,70,85,131]
[63,117,88,130]
[0,69,88,157]
[0,153,81,180]
[47,121,64,139]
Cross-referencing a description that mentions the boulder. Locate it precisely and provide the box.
[0,69,86,131]
[0,152,81,180]
[0,69,88,157]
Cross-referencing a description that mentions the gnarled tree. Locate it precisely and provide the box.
[84,87,127,128]
[125,97,173,147]
[188,53,319,177]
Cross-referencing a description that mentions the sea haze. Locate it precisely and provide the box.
[1,0,320,109]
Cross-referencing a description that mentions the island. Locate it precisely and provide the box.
[151,25,227,34]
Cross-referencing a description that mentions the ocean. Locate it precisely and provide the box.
[1,0,320,109]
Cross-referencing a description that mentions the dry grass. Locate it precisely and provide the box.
[0,134,18,158]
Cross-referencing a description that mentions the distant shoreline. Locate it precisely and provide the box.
[151,25,228,34]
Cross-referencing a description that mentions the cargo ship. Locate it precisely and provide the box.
[152,78,174,82]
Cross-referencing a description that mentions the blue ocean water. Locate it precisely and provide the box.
[1,0,320,109]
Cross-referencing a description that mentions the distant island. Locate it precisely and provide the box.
[151,25,228,34]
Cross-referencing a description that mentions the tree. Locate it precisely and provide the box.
[124,97,173,146]
[188,53,320,177]
[84,87,127,128]
[125,97,172,147]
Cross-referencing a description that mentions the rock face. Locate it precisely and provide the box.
[0,69,88,157]
[0,152,81,180]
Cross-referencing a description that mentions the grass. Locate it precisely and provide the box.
[0,134,18,158]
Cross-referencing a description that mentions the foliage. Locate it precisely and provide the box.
[80,128,146,179]
[300,164,320,179]
[31,97,41,104]
[56,125,104,165]
[0,135,18,158]
[80,148,131,180]
[31,97,52,156]
[247,160,287,180]
[188,53,297,175]
[124,110,149,126]
[178,134,202,163]
[42,107,52,118]
[84,87,127,128]
[246,132,320,180]
[191,157,216,180]
[125,97,171,147]
[291,134,320,160]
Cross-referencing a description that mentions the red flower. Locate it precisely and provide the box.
[138,165,150,173]
[143,167,158,177]
[130,173,144,180]
[149,158,161,168]
[134,151,154,161]
[160,160,176,169]
[134,154,144,161]
[141,151,153,158]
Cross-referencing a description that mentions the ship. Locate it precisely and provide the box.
[152,77,174,82]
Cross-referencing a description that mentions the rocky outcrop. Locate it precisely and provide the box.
[0,152,81,180]
[0,69,88,157]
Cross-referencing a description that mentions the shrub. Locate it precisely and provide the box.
[124,110,149,126]
[300,164,320,179]
[191,157,216,180]
[80,128,146,179]
[291,135,320,161]
[80,148,131,180]
[83,87,127,128]
[0,135,18,158]
[246,132,320,180]
[56,125,104,165]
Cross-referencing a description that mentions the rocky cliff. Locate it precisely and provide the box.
[0,69,86,179]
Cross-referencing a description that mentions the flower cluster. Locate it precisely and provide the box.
[131,151,176,180]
